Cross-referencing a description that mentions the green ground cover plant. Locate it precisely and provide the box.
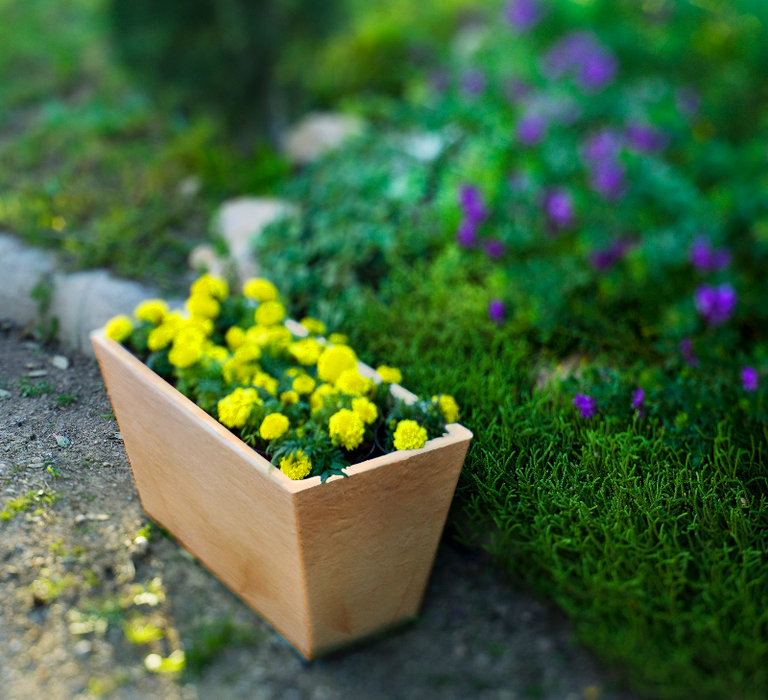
[0,0,288,290]
[256,1,768,696]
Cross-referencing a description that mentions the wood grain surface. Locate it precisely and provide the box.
[91,331,473,658]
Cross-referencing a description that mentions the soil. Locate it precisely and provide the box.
[0,321,640,700]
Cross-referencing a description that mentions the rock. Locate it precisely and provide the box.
[188,244,226,278]
[26,370,48,378]
[283,112,364,165]
[129,535,150,561]
[178,175,201,199]
[50,355,69,370]
[53,435,70,448]
[0,234,57,328]
[214,198,297,282]
[0,389,10,400]
[72,639,92,658]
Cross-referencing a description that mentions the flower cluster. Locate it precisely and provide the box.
[104,275,460,482]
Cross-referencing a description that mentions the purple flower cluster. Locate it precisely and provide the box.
[582,130,625,200]
[626,123,668,153]
[456,185,488,248]
[504,0,544,33]
[742,366,759,392]
[488,299,506,324]
[631,388,645,414]
[517,113,548,146]
[543,31,618,92]
[690,238,731,272]
[543,188,575,229]
[694,284,737,327]
[589,238,632,271]
[680,338,699,367]
[573,393,598,419]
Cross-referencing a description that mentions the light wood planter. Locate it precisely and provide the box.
[91,331,473,659]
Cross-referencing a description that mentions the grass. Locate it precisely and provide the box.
[1,489,56,521]
[0,0,288,292]
[342,260,768,700]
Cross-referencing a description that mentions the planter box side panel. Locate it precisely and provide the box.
[294,435,471,656]
[93,338,311,655]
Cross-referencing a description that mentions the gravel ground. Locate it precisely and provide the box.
[0,321,641,700]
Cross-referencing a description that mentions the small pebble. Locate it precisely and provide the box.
[72,640,93,658]
[0,389,11,400]
[27,370,48,378]
[50,355,70,370]
[129,535,150,560]
[54,435,71,448]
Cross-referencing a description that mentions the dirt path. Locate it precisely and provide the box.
[0,321,639,700]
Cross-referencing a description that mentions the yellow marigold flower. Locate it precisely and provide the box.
[105,315,133,343]
[191,273,228,301]
[254,301,286,327]
[259,413,290,441]
[233,344,261,364]
[393,420,428,451]
[253,371,279,395]
[352,398,378,425]
[310,383,336,412]
[376,365,402,384]
[225,326,245,350]
[280,451,312,481]
[329,409,365,451]
[222,358,255,384]
[243,277,278,302]
[289,338,324,366]
[329,333,348,345]
[280,390,300,406]
[284,367,302,378]
[147,324,175,352]
[317,345,357,384]
[217,388,260,429]
[168,343,202,368]
[292,375,316,395]
[300,317,326,335]
[433,394,460,423]
[335,369,374,397]
[203,345,229,362]
[134,299,168,326]
[187,293,220,320]
[181,316,214,337]
[263,325,292,348]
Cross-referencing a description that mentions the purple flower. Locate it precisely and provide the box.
[589,159,626,201]
[626,123,668,153]
[459,185,488,223]
[690,238,731,272]
[695,284,737,327]
[544,32,618,92]
[676,86,701,117]
[517,114,547,146]
[457,219,478,248]
[578,49,618,91]
[742,366,759,392]
[543,188,574,228]
[631,388,645,413]
[583,129,622,163]
[504,0,544,32]
[488,299,506,324]
[589,238,631,271]
[573,393,598,419]
[680,338,699,367]
[506,78,533,104]
[483,239,506,258]
[461,69,486,97]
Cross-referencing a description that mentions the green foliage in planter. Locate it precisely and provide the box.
[108,0,343,128]
[339,262,768,700]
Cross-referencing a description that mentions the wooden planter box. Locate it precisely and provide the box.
[91,331,473,659]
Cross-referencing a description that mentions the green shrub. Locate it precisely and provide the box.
[109,0,343,129]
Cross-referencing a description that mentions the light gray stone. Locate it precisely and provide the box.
[188,244,227,278]
[283,112,364,165]
[49,270,154,356]
[214,197,296,282]
[0,234,56,327]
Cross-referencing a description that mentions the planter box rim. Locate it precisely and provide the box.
[90,329,473,494]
